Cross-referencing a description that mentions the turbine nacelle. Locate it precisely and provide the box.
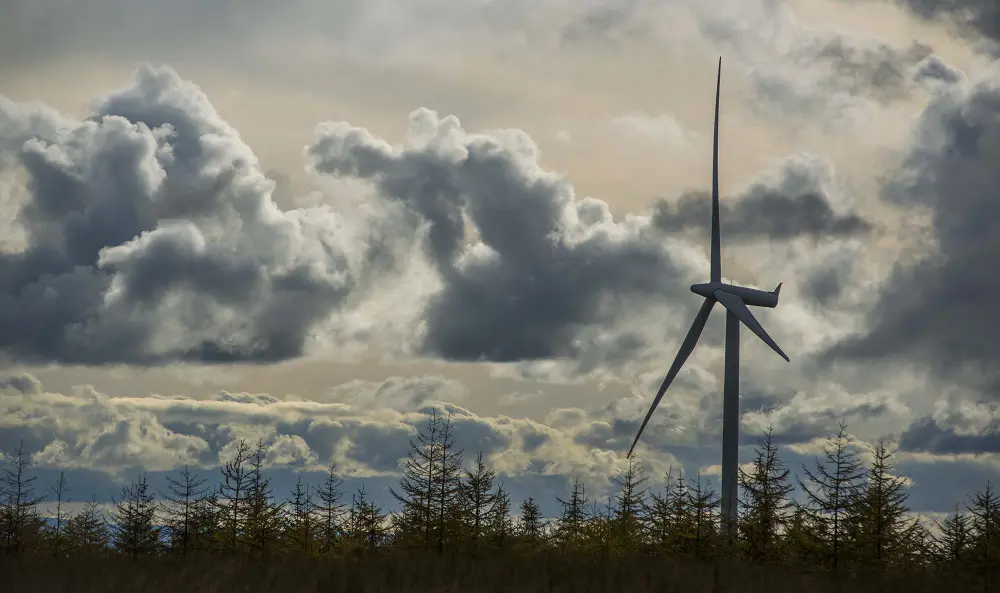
[690,282,782,309]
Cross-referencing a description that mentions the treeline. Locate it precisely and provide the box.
[0,412,996,587]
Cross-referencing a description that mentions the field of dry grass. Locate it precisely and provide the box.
[0,552,977,593]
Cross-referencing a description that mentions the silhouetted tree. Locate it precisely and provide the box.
[612,458,648,554]
[688,471,721,559]
[345,486,388,551]
[739,428,794,563]
[315,463,345,553]
[109,473,162,560]
[163,465,208,556]
[850,440,910,570]
[798,420,865,572]
[967,481,1000,586]
[65,497,109,556]
[284,477,317,556]
[461,451,496,548]
[45,470,70,557]
[517,497,545,548]
[554,478,590,552]
[1,440,44,555]
[244,440,285,557]
[486,482,513,548]
[935,505,972,573]
[216,439,252,553]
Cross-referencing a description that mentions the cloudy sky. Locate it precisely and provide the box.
[3,0,1000,517]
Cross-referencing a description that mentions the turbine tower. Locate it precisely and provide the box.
[627,58,790,539]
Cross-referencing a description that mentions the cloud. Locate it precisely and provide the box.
[0,372,667,490]
[0,64,417,365]
[823,65,1000,395]
[891,0,1000,48]
[308,107,704,365]
[651,153,873,242]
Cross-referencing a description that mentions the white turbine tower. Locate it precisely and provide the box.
[627,58,790,539]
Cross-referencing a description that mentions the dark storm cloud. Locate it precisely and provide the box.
[893,0,1000,47]
[824,68,1000,393]
[0,65,384,365]
[651,157,872,242]
[308,109,693,363]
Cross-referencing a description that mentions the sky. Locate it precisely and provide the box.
[2,0,1000,518]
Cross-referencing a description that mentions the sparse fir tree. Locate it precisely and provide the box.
[109,473,162,559]
[849,440,911,570]
[612,457,648,555]
[935,505,972,573]
[1,440,45,555]
[65,497,109,556]
[554,478,591,552]
[739,427,794,563]
[315,463,345,553]
[284,477,317,556]
[797,420,866,572]
[216,439,252,553]
[461,451,496,549]
[163,465,209,557]
[244,440,285,557]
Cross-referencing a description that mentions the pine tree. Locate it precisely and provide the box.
[461,451,496,549]
[345,486,388,551]
[109,473,162,559]
[390,409,464,554]
[0,440,45,555]
[486,482,513,549]
[46,471,70,557]
[554,478,590,552]
[216,438,252,553]
[285,477,317,556]
[797,420,865,572]
[936,505,972,573]
[966,481,1000,583]
[391,409,444,549]
[244,440,285,557]
[431,414,464,555]
[517,497,545,548]
[688,472,721,559]
[163,465,208,556]
[314,463,345,553]
[612,458,648,555]
[739,427,794,563]
[850,440,911,569]
[65,497,109,556]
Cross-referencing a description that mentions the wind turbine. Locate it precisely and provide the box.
[626,58,790,539]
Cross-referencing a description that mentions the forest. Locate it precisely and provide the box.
[0,409,995,592]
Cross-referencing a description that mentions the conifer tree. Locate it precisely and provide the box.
[486,482,513,548]
[216,438,252,553]
[244,440,285,557]
[966,481,1000,583]
[285,477,317,556]
[461,451,496,548]
[65,497,109,556]
[163,465,208,557]
[517,497,545,548]
[1,440,44,555]
[391,409,444,549]
[315,463,345,553]
[739,427,794,563]
[936,504,972,573]
[46,471,70,557]
[850,440,910,569]
[109,473,162,559]
[345,486,389,551]
[554,478,590,552]
[688,472,721,559]
[797,420,865,572]
[612,458,648,554]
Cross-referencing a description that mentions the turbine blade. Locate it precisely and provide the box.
[628,298,716,458]
[712,289,790,362]
[711,57,722,284]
